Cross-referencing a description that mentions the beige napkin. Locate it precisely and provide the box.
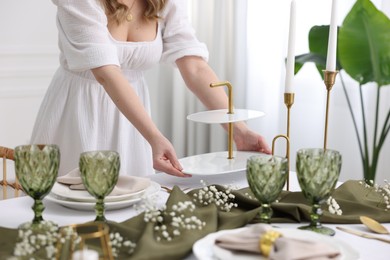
[57,168,151,196]
[215,224,341,260]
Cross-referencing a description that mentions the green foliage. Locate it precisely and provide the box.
[294,0,390,183]
[339,0,390,86]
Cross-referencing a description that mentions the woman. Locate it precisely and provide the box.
[31,0,270,177]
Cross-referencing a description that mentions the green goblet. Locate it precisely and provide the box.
[247,155,288,224]
[79,150,120,222]
[14,144,60,230]
[296,148,342,236]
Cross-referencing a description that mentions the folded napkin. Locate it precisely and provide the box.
[215,224,341,260]
[57,168,151,196]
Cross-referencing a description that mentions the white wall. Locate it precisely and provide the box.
[0,0,59,148]
[0,1,58,187]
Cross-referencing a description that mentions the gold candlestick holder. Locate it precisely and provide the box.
[322,70,338,149]
[272,134,290,190]
[283,93,294,191]
[56,222,114,260]
[210,81,234,159]
[284,93,295,137]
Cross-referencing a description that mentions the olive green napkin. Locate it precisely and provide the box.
[248,180,390,224]
[1,180,389,260]
[108,186,260,260]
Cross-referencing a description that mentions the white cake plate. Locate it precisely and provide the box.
[179,151,267,175]
[187,109,265,124]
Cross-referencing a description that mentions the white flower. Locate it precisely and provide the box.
[326,196,342,215]
[12,221,70,259]
[142,197,205,242]
[109,231,136,257]
[192,181,238,212]
[360,179,390,211]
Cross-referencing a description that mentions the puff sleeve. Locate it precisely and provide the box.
[160,0,209,65]
[52,0,119,71]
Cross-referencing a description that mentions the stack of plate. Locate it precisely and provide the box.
[179,151,266,175]
[45,180,160,211]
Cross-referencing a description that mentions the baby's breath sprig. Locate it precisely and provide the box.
[244,192,254,200]
[143,200,205,241]
[359,179,390,211]
[109,232,136,257]
[192,180,238,212]
[326,196,342,215]
[11,220,137,259]
[136,188,206,242]
[12,221,80,259]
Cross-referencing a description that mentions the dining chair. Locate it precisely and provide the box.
[0,146,22,199]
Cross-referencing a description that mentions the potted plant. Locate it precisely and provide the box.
[295,0,390,184]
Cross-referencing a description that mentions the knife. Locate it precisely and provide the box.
[336,226,390,244]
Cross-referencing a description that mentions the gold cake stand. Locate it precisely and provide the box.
[180,81,266,175]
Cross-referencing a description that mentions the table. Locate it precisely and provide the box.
[0,171,389,259]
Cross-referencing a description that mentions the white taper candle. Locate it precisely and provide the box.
[285,0,296,93]
[326,0,338,71]
[72,249,99,260]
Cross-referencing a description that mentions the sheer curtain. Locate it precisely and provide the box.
[148,0,250,158]
[148,0,389,183]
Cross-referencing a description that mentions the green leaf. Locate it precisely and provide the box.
[308,26,330,58]
[339,0,390,86]
[294,26,341,78]
[294,53,326,74]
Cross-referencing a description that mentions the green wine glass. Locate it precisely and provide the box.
[296,148,342,236]
[79,150,120,222]
[14,144,60,230]
[247,155,288,224]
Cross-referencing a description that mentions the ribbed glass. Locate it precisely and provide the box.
[15,144,60,227]
[296,148,342,236]
[247,155,288,223]
[79,150,120,222]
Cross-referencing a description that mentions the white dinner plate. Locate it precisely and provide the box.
[193,226,359,260]
[179,151,266,175]
[45,181,160,211]
[51,182,148,203]
[187,109,265,124]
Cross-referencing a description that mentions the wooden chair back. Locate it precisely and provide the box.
[0,146,22,199]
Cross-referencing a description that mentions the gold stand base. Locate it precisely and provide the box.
[210,81,234,159]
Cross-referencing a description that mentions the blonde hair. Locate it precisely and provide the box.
[100,0,166,24]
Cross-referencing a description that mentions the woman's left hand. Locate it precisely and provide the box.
[234,126,272,154]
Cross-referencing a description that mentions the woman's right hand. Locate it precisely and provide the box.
[92,66,190,178]
[150,135,191,178]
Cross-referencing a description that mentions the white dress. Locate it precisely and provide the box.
[30,0,208,177]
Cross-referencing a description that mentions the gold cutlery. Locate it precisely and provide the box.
[359,216,390,235]
[336,226,390,244]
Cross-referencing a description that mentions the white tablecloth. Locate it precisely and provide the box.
[0,171,388,260]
